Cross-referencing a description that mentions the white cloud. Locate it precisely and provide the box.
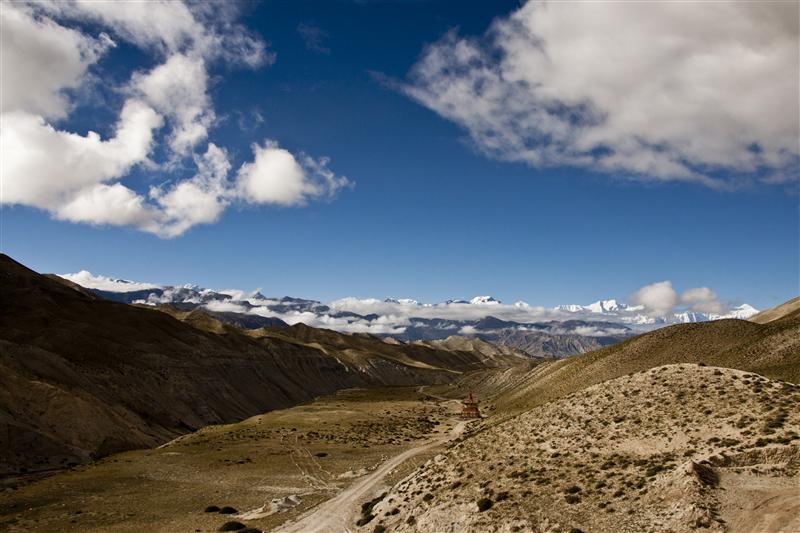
[204,300,249,314]
[149,144,232,237]
[39,0,271,68]
[0,2,350,237]
[59,270,161,292]
[2,99,163,210]
[0,2,113,119]
[132,54,214,157]
[237,141,351,206]
[328,297,554,324]
[680,287,724,315]
[628,281,679,317]
[404,1,799,186]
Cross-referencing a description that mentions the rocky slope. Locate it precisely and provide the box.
[365,365,800,533]
[0,255,514,475]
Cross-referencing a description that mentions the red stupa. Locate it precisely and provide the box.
[460,392,481,419]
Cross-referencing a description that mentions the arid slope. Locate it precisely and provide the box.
[491,311,800,414]
[367,365,800,533]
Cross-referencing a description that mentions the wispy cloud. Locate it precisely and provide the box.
[403,1,799,188]
[297,22,330,55]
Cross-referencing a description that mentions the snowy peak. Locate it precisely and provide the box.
[469,296,501,305]
[384,298,419,305]
[556,299,631,314]
[585,299,627,313]
[709,304,759,321]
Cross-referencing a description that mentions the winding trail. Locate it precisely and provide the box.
[275,420,466,533]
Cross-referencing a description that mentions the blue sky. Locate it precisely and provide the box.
[1,0,798,310]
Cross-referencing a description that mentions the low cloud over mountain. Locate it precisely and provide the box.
[60,271,758,343]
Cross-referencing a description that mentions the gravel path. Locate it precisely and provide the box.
[275,420,466,533]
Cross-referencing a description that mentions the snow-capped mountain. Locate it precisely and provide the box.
[58,270,759,341]
[556,299,642,314]
[469,296,501,305]
[556,299,759,325]
[709,304,759,321]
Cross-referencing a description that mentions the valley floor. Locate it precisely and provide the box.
[0,387,464,533]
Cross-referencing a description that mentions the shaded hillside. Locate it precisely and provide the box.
[750,295,800,324]
[369,365,800,533]
[0,255,507,475]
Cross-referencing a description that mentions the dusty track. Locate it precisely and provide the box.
[276,420,466,533]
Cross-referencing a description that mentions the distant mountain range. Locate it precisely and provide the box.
[57,271,759,358]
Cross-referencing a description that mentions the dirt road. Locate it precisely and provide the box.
[275,420,466,533]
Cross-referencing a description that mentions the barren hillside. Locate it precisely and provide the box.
[490,311,800,414]
[366,365,800,533]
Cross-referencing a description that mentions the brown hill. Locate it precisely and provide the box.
[749,295,800,324]
[489,309,800,414]
[0,255,510,475]
[369,365,800,533]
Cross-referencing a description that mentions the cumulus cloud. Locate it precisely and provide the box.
[628,281,679,317]
[680,287,724,315]
[404,1,799,187]
[131,53,214,157]
[2,99,163,210]
[237,141,352,206]
[0,1,349,238]
[0,3,113,119]
[628,281,730,317]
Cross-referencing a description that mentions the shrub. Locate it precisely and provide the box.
[373,526,386,533]
[564,494,581,504]
[356,515,375,526]
[563,485,581,494]
[205,505,221,513]
[219,506,238,514]
[218,522,246,532]
[315,452,328,457]
[406,515,416,525]
[477,498,493,512]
